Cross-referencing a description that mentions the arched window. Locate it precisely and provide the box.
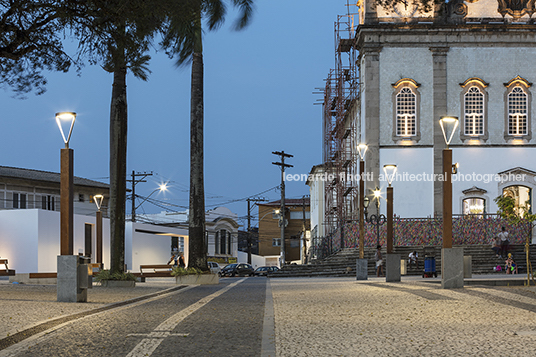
[463,197,485,215]
[508,87,528,136]
[396,88,416,136]
[392,78,421,142]
[504,76,532,141]
[460,78,489,142]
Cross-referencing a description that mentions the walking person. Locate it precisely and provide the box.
[375,245,384,277]
[498,226,509,258]
[491,235,501,258]
[167,253,178,268]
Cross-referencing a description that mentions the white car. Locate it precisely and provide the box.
[207,261,221,274]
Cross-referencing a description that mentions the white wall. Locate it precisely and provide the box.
[0,209,112,274]
[379,148,434,217]
[237,251,266,268]
[0,210,39,273]
[127,222,189,272]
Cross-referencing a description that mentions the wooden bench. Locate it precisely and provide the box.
[140,264,173,275]
[29,272,57,279]
[0,259,15,276]
[131,265,174,281]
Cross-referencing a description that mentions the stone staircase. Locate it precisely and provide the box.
[270,244,536,278]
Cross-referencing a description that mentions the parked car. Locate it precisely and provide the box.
[220,263,255,277]
[207,261,221,275]
[254,266,279,276]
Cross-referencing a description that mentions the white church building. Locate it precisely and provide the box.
[316,0,536,237]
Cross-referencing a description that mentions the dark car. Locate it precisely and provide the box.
[220,263,255,277]
[254,266,280,276]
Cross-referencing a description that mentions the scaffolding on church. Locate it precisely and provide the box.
[323,11,359,249]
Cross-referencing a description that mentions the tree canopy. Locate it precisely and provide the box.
[0,0,72,96]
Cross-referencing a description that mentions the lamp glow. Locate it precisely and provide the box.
[373,187,382,200]
[383,164,398,186]
[439,116,459,146]
[55,112,76,148]
[93,194,104,211]
[357,144,368,161]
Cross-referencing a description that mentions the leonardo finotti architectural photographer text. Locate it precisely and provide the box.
[285,172,528,184]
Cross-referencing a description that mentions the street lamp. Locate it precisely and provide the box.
[439,116,458,249]
[367,187,386,248]
[56,111,88,303]
[131,184,167,222]
[93,194,104,266]
[357,144,368,260]
[439,116,462,289]
[383,164,400,282]
[56,112,76,255]
[383,164,397,254]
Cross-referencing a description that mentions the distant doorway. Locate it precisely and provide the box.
[503,185,532,216]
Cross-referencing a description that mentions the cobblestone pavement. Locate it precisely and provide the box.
[0,278,266,357]
[2,276,536,356]
[0,278,178,340]
[270,277,536,357]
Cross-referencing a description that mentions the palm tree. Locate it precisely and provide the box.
[73,0,165,273]
[162,0,254,270]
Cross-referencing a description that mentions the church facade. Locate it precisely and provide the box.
[351,0,536,220]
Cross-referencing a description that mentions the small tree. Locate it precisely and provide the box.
[494,195,536,285]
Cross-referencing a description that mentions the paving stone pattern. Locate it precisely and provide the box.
[271,277,536,356]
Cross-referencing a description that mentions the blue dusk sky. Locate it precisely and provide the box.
[1,1,356,227]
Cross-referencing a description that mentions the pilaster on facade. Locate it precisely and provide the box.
[431,47,449,217]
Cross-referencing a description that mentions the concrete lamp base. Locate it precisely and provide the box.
[356,259,368,280]
[57,255,87,302]
[441,247,464,289]
[385,254,401,282]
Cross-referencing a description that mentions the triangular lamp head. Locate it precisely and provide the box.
[439,116,459,146]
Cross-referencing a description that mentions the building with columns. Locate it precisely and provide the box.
[319,0,536,238]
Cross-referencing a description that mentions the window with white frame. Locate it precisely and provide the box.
[396,87,416,137]
[459,78,489,142]
[41,195,55,211]
[504,76,532,141]
[464,87,484,136]
[508,86,528,136]
[272,238,281,247]
[392,79,421,142]
[12,193,27,209]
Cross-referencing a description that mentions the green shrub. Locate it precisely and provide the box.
[94,270,137,282]
[171,267,203,277]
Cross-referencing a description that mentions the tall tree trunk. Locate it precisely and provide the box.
[109,64,128,274]
[188,12,207,271]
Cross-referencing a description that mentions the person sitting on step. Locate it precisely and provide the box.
[408,251,419,269]
[505,253,518,274]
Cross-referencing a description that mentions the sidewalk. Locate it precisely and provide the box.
[0,277,177,341]
[270,276,536,356]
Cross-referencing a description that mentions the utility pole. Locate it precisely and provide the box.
[272,151,293,266]
[246,197,267,264]
[127,171,153,222]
